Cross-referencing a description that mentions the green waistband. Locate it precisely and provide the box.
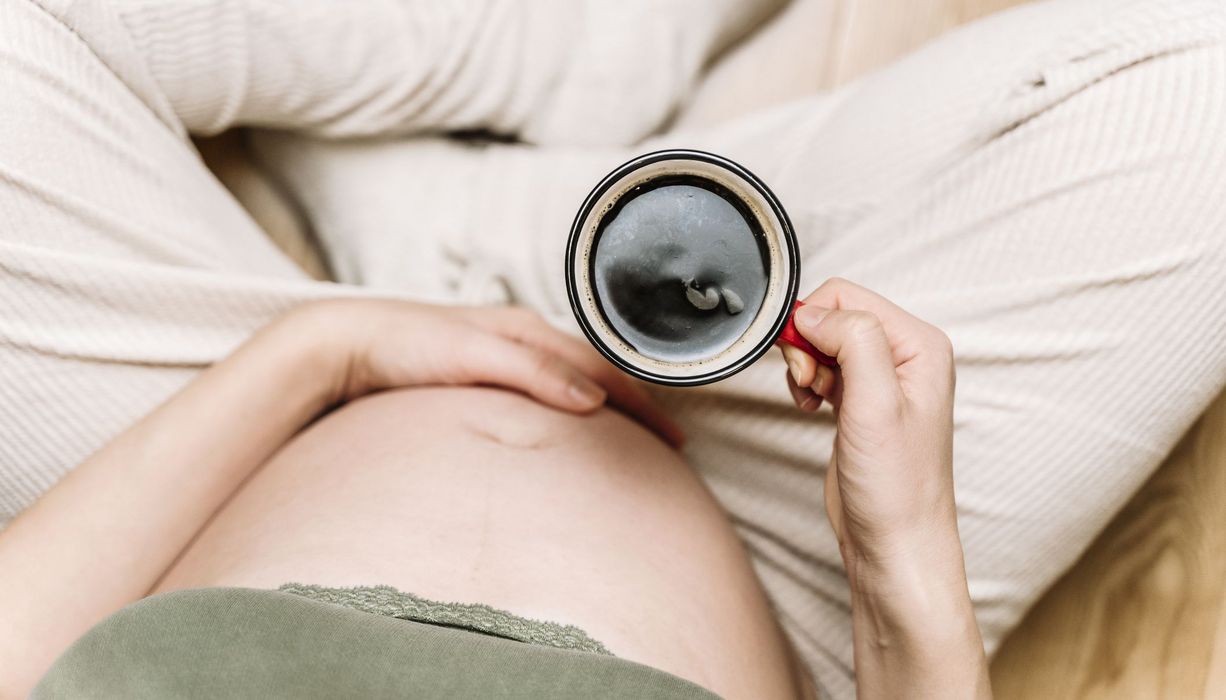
[278,583,611,656]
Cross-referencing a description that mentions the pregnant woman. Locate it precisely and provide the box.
[5,282,987,699]
[3,0,1225,699]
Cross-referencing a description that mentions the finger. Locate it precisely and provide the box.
[793,305,902,415]
[469,308,685,447]
[786,370,823,412]
[456,332,609,414]
[779,344,817,389]
[536,330,685,447]
[785,367,807,407]
[802,278,950,378]
[812,363,837,400]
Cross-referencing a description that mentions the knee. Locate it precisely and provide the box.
[996,19,1226,155]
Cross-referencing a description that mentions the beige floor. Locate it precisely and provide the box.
[992,391,1226,697]
[201,1,1226,696]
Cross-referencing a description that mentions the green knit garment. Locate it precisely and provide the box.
[34,588,721,699]
[279,583,611,655]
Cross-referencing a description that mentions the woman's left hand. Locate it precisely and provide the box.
[286,299,684,447]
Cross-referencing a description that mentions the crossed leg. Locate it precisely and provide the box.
[253,1,1226,695]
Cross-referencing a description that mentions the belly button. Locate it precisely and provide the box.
[465,420,555,451]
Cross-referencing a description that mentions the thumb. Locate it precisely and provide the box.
[793,305,902,416]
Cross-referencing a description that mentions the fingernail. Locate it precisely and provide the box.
[795,305,830,331]
[788,358,804,386]
[813,364,834,395]
[800,394,822,412]
[568,376,606,407]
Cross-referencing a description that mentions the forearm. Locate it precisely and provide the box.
[0,295,672,697]
[848,532,992,699]
[787,279,989,697]
[0,309,339,695]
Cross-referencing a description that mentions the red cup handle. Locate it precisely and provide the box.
[777,300,837,367]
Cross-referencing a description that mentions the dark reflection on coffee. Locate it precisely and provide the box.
[591,176,769,363]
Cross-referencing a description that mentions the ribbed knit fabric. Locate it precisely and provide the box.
[249,2,1226,696]
[4,1,1226,698]
[0,0,779,515]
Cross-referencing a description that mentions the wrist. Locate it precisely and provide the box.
[848,523,973,630]
[847,527,989,698]
[257,301,358,413]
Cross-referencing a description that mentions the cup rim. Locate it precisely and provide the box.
[565,149,800,387]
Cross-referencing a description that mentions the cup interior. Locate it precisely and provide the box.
[566,150,799,386]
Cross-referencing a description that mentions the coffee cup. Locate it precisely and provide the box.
[566,149,835,386]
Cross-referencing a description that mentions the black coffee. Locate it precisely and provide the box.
[591,175,770,363]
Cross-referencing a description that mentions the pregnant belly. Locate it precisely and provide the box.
[154,386,808,700]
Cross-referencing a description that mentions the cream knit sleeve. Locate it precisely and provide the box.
[70,0,785,144]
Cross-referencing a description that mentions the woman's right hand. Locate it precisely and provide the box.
[778,278,991,699]
[780,278,958,578]
[281,299,684,447]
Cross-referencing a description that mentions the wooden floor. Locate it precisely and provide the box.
[992,392,1226,697]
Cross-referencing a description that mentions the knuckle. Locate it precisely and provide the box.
[505,306,541,326]
[928,327,955,358]
[843,310,884,339]
[817,276,865,299]
[528,347,566,381]
[455,335,491,370]
[924,327,956,383]
[820,276,851,291]
[488,306,536,332]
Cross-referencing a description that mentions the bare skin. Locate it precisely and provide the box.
[155,386,808,699]
[0,281,991,699]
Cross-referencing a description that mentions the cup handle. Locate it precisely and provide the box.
[777,300,838,367]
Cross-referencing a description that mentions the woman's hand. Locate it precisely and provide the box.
[286,299,683,447]
[779,278,990,699]
[780,279,956,575]
[1,298,681,696]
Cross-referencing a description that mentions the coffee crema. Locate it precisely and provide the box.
[591,175,770,363]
